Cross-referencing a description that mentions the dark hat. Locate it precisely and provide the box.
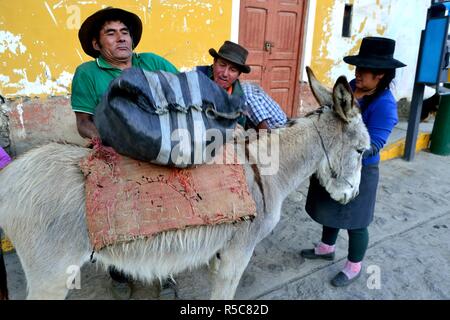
[344,37,406,69]
[209,41,251,73]
[78,7,143,58]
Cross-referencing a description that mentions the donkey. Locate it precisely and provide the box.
[0,67,369,299]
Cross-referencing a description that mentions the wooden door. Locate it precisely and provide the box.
[239,0,307,117]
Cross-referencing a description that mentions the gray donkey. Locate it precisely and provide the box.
[0,67,369,299]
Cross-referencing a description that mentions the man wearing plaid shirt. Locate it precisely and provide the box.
[241,82,288,130]
[197,41,288,131]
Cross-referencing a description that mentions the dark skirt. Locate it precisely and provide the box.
[305,165,379,230]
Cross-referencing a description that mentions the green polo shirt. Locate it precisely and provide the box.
[71,52,178,115]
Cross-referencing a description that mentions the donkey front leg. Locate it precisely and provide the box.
[209,244,255,300]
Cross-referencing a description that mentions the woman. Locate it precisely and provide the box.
[0,146,11,170]
[301,37,406,287]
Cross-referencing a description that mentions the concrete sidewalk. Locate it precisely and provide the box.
[4,122,450,300]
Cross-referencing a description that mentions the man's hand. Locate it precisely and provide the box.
[75,112,100,140]
[256,120,270,131]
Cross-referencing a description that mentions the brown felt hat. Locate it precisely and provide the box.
[78,7,143,58]
[209,41,251,74]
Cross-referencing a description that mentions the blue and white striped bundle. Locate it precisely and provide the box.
[95,68,245,167]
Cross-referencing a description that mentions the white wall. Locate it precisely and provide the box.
[231,0,240,42]
[313,0,430,101]
[302,0,317,81]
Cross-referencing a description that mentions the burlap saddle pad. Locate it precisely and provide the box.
[79,144,256,251]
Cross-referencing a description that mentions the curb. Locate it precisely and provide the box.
[381,132,431,162]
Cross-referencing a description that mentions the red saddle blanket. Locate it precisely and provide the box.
[79,145,256,251]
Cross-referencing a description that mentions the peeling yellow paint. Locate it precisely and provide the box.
[309,0,403,87]
[310,0,334,87]
[358,17,368,33]
[377,24,386,35]
[0,0,232,97]
[348,39,362,58]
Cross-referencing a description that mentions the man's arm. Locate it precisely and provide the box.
[71,65,100,140]
[75,112,100,139]
[241,83,287,131]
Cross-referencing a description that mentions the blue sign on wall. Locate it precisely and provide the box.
[417,16,449,84]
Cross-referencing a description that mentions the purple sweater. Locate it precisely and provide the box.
[0,146,11,169]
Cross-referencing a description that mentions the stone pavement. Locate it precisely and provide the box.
[4,122,450,300]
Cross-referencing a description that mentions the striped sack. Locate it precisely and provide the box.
[94,68,245,167]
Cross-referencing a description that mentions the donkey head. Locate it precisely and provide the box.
[306,66,370,204]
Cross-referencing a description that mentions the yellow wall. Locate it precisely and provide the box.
[0,0,232,97]
[310,0,335,86]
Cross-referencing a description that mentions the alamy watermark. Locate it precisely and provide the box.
[66,5,81,30]
[166,128,280,175]
[66,265,81,290]
[366,265,381,290]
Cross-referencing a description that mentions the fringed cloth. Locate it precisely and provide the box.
[79,140,256,251]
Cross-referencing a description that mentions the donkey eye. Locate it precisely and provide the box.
[356,148,365,154]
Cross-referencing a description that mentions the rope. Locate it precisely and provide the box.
[311,118,354,189]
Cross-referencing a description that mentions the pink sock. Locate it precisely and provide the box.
[342,260,362,279]
[314,242,335,255]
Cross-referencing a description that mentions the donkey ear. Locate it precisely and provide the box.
[332,76,358,123]
[306,66,333,107]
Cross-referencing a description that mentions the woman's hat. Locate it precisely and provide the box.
[344,37,406,69]
[209,41,251,73]
[78,7,143,58]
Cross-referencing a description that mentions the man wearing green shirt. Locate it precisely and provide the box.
[71,7,178,299]
[71,7,178,140]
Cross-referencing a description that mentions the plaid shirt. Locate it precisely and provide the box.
[241,82,288,129]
